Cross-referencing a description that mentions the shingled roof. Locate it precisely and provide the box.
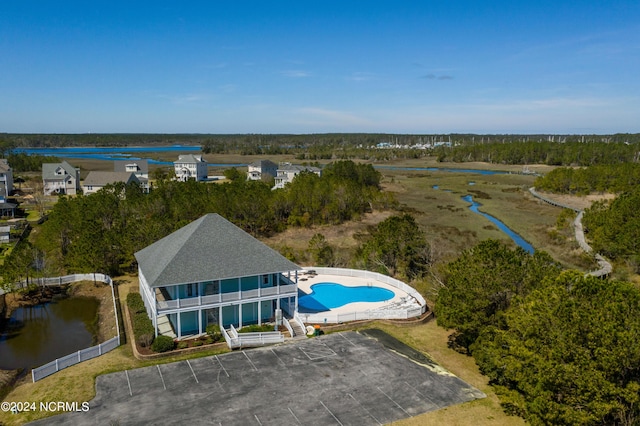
[134,214,301,288]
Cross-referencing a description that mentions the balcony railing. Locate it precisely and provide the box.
[157,283,297,312]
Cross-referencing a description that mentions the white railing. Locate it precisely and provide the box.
[298,267,428,324]
[300,307,425,324]
[156,284,298,312]
[223,324,284,349]
[282,317,294,337]
[29,273,120,382]
[294,311,306,332]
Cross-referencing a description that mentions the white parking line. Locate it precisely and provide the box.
[348,393,382,425]
[376,386,409,416]
[287,407,302,425]
[124,370,132,396]
[243,351,258,371]
[157,365,166,390]
[320,401,344,426]
[186,360,199,383]
[254,414,263,425]
[339,332,357,346]
[270,348,286,366]
[214,355,229,377]
[404,381,437,406]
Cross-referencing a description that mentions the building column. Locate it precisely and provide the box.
[198,308,202,335]
[258,301,262,325]
[238,303,243,329]
[177,313,181,340]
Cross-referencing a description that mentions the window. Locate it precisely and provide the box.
[263,275,269,285]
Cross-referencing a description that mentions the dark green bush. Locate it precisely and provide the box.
[128,295,155,348]
[151,335,175,353]
[238,324,275,333]
[126,292,146,314]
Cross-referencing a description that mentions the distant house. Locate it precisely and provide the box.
[134,213,301,340]
[82,172,140,195]
[42,161,81,195]
[174,154,208,182]
[0,159,14,199]
[273,163,322,189]
[115,160,149,191]
[247,159,278,181]
[0,225,10,242]
[0,202,16,219]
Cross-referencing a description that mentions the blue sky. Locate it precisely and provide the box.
[1,1,639,134]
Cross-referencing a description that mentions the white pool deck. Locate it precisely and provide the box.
[296,272,423,320]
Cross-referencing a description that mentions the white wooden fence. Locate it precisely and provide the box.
[29,273,121,382]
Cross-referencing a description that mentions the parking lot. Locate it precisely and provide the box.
[35,331,485,425]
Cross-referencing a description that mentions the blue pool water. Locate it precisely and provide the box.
[462,195,534,254]
[298,283,395,312]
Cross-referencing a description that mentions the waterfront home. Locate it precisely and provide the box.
[174,154,208,182]
[115,159,149,191]
[82,171,141,195]
[0,159,13,199]
[42,161,81,195]
[273,162,322,189]
[134,213,301,340]
[247,159,278,181]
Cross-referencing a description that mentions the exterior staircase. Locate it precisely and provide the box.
[289,317,306,339]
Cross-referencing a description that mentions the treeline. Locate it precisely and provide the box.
[304,214,432,282]
[583,187,640,265]
[534,163,640,194]
[1,161,387,279]
[4,152,59,173]
[435,140,640,165]
[435,240,640,424]
[4,133,640,166]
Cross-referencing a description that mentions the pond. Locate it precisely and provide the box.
[0,296,99,370]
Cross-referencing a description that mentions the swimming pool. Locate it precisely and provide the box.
[298,282,395,312]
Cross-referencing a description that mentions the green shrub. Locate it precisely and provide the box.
[206,324,222,342]
[177,342,188,350]
[126,292,146,314]
[151,335,175,353]
[129,299,155,348]
[193,340,203,347]
[238,324,275,333]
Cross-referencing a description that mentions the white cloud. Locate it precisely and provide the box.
[280,70,312,78]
